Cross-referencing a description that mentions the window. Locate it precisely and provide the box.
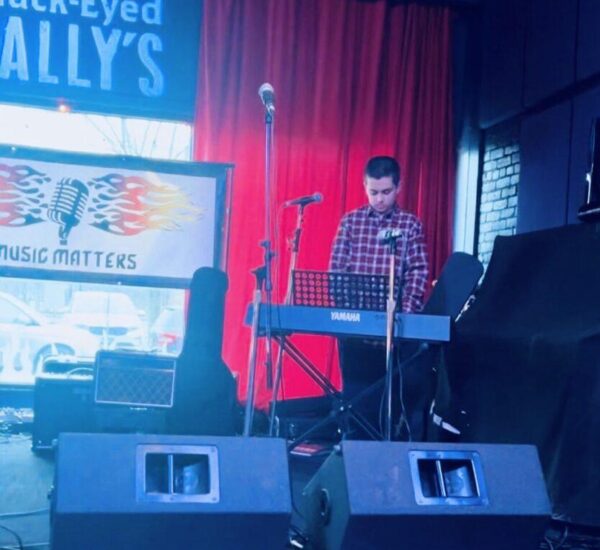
[0,104,191,386]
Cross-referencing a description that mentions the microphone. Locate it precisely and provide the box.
[283,192,323,208]
[47,177,89,245]
[377,228,403,242]
[258,82,275,115]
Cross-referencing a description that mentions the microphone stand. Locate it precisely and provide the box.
[262,110,275,391]
[384,234,400,440]
[243,108,275,436]
[268,203,306,435]
[284,204,305,304]
[243,265,266,436]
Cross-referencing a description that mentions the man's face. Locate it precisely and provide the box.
[364,176,399,214]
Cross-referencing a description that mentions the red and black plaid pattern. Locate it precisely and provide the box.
[329,205,429,313]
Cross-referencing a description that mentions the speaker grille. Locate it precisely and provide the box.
[95,351,175,408]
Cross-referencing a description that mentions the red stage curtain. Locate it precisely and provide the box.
[193,0,455,407]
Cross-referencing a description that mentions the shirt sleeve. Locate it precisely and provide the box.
[329,215,351,271]
[401,218,429,313]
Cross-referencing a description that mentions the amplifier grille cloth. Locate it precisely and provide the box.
[95,354,175,408]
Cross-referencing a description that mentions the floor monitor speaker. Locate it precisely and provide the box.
[52,433,291,549]
[302,441,550,550]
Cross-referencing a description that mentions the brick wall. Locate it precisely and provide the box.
[477,123,520,267]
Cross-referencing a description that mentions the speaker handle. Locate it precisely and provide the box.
[319,488,331,526]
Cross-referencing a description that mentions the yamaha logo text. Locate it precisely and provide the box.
[330,311,361,322]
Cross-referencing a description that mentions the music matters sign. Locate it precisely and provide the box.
[0,145,231,287]
[0,0,203,121]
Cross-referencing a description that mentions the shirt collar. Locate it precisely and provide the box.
[367,203,399,219]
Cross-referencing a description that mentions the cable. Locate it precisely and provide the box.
[0,524,24,550]
[65,367,93,377]
[0,434,30,445]
[287,524,310,549]
[378,375,386,438]
[287,464,309,523]
[544,523,569,550]
[0,543,49,550]
[0,508,49,519]
[395,348,412,442]
[273,203,286,400]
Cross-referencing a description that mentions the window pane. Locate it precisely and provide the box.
[0,277,185,385]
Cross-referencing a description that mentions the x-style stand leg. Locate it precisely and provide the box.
[286,341,430,452]
[268,334,383,444]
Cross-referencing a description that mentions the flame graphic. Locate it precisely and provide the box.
[0,164,50,226]
[88,173,204,236]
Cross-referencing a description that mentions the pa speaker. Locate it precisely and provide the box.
[302,441,550,550]
[51,433,291,549]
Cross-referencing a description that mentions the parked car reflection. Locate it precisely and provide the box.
[149,306,184,355]
[63,291,148,351]
[0,291,98,383]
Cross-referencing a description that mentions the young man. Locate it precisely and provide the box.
[329,155,430,440]
[329,155,429,313]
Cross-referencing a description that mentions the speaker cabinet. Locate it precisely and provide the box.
[93,351,176,434]
[51,433,292,549]
[302,441,550,550]
[32,371,95,451]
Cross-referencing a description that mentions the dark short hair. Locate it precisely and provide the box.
[364,156,400,186]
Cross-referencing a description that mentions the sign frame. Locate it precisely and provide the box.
[0,144,233,288]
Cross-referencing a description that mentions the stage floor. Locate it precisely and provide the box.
[1,428,600,549]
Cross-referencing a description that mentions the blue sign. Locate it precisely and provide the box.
[0,0,203,121]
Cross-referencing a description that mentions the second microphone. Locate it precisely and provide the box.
[283,193,323,208]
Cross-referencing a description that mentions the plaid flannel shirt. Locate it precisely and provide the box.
[329,204,429,313]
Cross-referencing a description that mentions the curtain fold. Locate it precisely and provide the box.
[194,0,455,406]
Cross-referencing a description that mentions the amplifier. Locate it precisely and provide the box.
[94,350,176,408]
[32,371,95,451]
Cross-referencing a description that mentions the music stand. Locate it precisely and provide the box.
[291,270,397,311]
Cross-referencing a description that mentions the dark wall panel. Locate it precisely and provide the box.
[523,0,577,107]
[577,0,600,81]
[518,102,572,233]
[479,0,527,128]
[569,89,600,223]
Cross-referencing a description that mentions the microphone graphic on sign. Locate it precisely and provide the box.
[47,178,90,245]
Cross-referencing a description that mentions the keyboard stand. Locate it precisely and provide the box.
[286,341,430,452]
[271,334,382,442]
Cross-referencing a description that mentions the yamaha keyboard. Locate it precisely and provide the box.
[245,304,450,342]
